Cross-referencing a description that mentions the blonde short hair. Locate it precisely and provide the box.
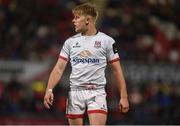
[72,3,98,21]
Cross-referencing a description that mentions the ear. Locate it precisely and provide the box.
[85,15,91,25]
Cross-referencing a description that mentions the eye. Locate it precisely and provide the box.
[74,15,79,19]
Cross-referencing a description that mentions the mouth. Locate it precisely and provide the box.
[74,25,78,29]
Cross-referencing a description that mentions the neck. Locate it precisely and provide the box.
[82,25,97,36]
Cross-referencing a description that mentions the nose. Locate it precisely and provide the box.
[72,18,75,23]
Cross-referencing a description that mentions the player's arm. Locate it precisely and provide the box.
[44,58,67,109]
[110,60,129,113]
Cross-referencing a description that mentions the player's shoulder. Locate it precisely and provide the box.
[70,33,81,38]
[98,32,115,42]
[64,33,81,44]
[70,33,82,39]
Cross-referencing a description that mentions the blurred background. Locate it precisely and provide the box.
[0,0,180,125]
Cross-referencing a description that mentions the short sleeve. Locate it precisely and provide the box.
[106,38,120,63]
[59,39,70,61]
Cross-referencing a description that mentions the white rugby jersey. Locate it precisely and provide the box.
[59,32,120,90]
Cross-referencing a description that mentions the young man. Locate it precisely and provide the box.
[44,3,129,125]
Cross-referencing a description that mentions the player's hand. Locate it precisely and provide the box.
[44,90,54,109]
[119,97,129,113]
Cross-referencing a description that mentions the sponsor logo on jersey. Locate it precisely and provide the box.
[73,42,81,48]
[72,50,100,64]
[94,41,101,48]
[72,57,99,64]
[113,42,118,53]
[100,104,107,110]
[78,50,92,57]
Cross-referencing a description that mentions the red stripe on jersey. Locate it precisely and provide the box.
[59,55,68,61]
[109,57,120,64]
[87,110,107,115]
[66,114,84,119]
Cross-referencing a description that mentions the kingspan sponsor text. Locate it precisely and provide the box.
[72,57,100,64]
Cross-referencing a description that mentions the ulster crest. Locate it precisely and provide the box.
[94,41,101,48]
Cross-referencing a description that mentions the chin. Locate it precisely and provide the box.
[75,29,81,33]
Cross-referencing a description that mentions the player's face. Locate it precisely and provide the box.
[72,13,87,33]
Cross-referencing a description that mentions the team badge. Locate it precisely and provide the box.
[94,41,101,48]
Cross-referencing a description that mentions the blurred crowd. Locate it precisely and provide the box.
[0,0,76,61]
[0,0,179,63]
[0,77,68,124]
[102,0,180,64]
[106,80,180,124]
[0,75,179,124]
[0,0,180,124]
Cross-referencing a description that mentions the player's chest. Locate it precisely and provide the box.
[70,38,105,56]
